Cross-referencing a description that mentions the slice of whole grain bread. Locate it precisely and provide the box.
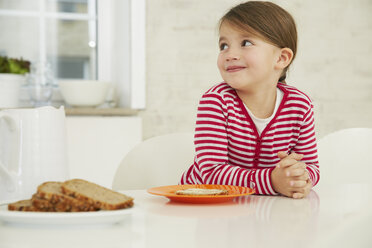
[35,181,97,212]
[7,199,55,212]
[8,199,36,211]
[61,179,134,210]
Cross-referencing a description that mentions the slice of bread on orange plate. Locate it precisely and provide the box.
[175,188,229,196]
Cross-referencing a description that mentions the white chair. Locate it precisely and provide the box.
[112,132,195,190]
[317,128,372,185]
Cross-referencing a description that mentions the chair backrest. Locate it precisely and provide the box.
[317,128,372,186]
[112,132,195,190]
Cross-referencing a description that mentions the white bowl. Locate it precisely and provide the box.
[59,80,109,107]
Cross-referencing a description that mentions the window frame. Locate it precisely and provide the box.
[97,0,146,109]
[0,0,146,109]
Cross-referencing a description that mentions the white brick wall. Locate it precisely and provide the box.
[141,0,372,139]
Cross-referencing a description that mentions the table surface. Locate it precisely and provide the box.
[0,183,371,248]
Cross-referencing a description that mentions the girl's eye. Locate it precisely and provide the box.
[242,40,252,47]
[219,43,228,51]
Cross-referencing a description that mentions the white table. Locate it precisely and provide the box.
[0,183,371,248]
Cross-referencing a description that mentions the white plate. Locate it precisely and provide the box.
[0,205,133,226]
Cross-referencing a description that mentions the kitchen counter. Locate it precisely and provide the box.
[1,107,140,116]
[65,107,139,116]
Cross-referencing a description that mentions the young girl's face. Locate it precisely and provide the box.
[217,22,282,92]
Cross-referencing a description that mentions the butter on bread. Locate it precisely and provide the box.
[175,188,229,196]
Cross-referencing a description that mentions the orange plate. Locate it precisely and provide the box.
[147,184,255,204]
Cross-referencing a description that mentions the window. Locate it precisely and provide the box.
[0,0,145,109]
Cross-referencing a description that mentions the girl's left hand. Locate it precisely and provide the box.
[277,151,313,199]
[292,179,312,199]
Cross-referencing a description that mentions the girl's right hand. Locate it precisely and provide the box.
[271,152,310,198]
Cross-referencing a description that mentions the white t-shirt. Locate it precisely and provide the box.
[244,88,284,135]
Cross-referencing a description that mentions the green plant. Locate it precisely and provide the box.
[0,56,30,75]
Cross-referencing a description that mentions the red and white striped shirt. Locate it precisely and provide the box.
[180,82,320,195]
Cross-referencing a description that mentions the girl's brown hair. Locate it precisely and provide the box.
[219,1,297,83]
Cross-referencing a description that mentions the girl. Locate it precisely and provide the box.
[180,1,320,199]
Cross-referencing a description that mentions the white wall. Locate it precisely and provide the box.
[141,0,372,140]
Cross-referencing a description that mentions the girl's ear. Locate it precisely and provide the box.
[275,48,293,70]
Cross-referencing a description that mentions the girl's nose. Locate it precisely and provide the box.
[226,50,240,61]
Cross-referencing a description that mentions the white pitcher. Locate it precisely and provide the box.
[0,106,69,203]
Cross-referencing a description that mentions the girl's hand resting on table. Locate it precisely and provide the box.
[271,151,312,199]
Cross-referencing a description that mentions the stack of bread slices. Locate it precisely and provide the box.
[8,179,133,212]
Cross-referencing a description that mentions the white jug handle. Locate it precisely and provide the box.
[0,112,19,192]
[0,160,17,192]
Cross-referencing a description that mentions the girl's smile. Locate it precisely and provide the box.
[225,65,246,72]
